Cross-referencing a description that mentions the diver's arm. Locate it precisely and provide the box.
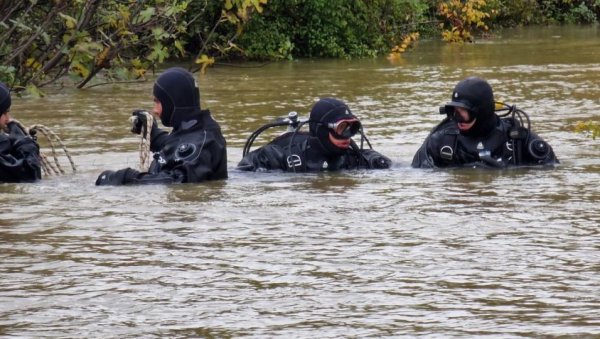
[411,119,457,169]
[96,155,218,186]
[411,139,436,168]
[237,151,262,171]
[237,144,288,172]
[149,125,169,152]
[97,132,226,185]
[519,130,559,165]
[0,132,42,182]
[357,148,392,169]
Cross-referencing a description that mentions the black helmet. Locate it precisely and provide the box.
[0,82,11,115]
[153,67,201,128]
[308,98,358,155]
[444,76,497,137]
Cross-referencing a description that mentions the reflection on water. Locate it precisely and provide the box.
[1,26,599,337]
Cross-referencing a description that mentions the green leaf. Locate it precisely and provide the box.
[41,32,50,45]
[148,44,169,63]
[137,7,155,24]
[114,67,129,80]
[26,84,44,98]
[58,13,78,29]
[174,40,185,57]
[151,27,167,40]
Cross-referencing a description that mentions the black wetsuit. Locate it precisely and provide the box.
[0,122,42,182]
[96,110,227,185]
[411,117,558,168]
[238,132,391,172]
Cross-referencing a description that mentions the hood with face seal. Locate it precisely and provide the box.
[0,82,11,116]
[153,67,201,129]
[308,98,358,156]
[443,76,498,137]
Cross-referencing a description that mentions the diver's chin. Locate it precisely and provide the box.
[328,133,351,149]
[457,119,476,133]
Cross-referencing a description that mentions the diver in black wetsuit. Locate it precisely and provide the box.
[238,97,391,172]
[0,81,42,183]
[96,67,227,185]
[412,76,558,169]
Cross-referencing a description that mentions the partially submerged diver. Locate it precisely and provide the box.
[238,97,392,172]
[0,81,42,183]
[411,76,558,169]
[95,67,227,185]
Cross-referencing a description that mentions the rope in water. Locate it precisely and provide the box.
[129,112,154,172]
[9,120,77,176]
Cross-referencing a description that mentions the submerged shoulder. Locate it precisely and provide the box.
[268,131,310,147]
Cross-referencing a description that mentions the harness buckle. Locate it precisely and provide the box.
[286,154,302,168]
[440,145,454,160]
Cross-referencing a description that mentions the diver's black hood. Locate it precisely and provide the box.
[0,82,11,115]
[153,67,201,129]
[445,76,497,137]
[308,98,357,156]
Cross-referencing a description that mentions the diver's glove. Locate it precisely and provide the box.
[95,168,138,186]
[130,110,156,138]
[6,121,27,138]
[360,149,392,169]
[11,136,39,156]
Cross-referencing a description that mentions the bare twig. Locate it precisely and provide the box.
[83,79,148,89]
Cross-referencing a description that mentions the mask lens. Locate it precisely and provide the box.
[329,119,360,138]
[453,108,475,124]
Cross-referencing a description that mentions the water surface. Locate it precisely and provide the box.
[1,26,599,338]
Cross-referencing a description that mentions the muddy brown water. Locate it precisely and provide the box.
[1,26,599,337]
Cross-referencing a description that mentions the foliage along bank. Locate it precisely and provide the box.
[1,0,599,94]
[0,0,267,95]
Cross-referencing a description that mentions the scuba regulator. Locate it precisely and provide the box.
[495,102,551,164]
[242,110,375,157]
[439,101,552,165]
[242,111,307,157]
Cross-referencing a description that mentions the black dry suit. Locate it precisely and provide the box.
[411,77,558,168]
[0,82,41,183]
[96,68,227,185]
[237,98,391,172]
[0,122,42,182]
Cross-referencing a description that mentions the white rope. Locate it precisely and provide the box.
[5,120,77,177]
[129,112,154,172]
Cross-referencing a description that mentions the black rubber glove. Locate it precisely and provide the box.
[12,137,39,156]
[360,149,392,169]
[95,168,137,186]
[131,110,156,139]
[6,121,27,138]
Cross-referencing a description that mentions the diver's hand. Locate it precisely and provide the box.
[12,136,39,156]
[6,120,27,137]
[96,168,138,186]
[361,149,392,169]
[130,110,154,138]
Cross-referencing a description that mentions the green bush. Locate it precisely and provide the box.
[236,0,431,59]
[492,0,543,26]
[0,1,191,93]
[568,2,598,23]
[538,0,598,24]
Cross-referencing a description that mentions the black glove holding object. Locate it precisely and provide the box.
[131,110,157,139]
[6,121,27,138]
[360,149,392,169]
[95,168,138,186]
[11,136,39,156]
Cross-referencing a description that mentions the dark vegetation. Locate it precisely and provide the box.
[1,0,598,93]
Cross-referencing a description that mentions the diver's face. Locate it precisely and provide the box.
[326,118,360,149]
[0,112,11,129]
[153,97,162,119]
[328,133,351,149]
[455,107,476,132]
